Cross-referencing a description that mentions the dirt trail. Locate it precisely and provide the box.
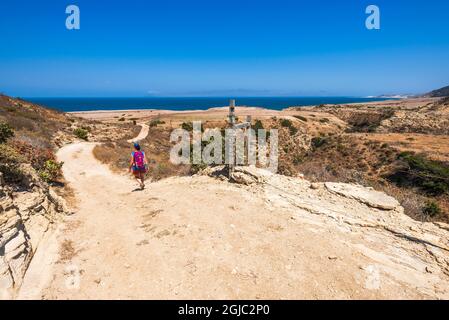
[17,128,449,299]
[127,123,149,143]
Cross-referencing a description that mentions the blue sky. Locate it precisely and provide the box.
[0,0,448,97]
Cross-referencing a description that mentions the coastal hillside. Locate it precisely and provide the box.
[284,97,449,222]
[424,85,449,97]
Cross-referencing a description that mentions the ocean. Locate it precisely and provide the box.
[26,97,391,112]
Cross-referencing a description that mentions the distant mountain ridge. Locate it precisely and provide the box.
[424,85,449,97]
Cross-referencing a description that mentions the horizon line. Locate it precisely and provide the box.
[21,95,401,99]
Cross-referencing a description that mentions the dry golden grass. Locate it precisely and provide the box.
[356,133,449,162]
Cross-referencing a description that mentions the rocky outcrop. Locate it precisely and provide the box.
[202,166,449,296]
[0,172,69,299]
[324,182,400,210]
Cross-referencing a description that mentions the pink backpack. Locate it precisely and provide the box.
[133,151,145,168]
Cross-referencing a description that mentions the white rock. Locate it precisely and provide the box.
[310,183,320,190]
[324,182,400,210]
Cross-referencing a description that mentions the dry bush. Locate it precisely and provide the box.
[73,128,89,140]
[2,139,63,185]
[13,139,55,168]
[15,131,53,149]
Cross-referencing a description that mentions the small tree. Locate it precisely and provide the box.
[0,122,14,143]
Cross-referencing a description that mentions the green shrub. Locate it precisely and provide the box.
[293,115,307,122]
[0,122,14,143]
[311,136,327,149]
[319,118,330,123]
[181,122,193,131]
[73,128,89,140]
[422,201,441,217]
[38,160,63,183]
[118,117,125,121]
[389,152,449,195]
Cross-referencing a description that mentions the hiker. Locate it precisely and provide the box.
[129,142,148,189]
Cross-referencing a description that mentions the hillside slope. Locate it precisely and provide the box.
[284,98,449,222]
[424,85,449,97]
[1,95,74,299]
[0,95,139,299]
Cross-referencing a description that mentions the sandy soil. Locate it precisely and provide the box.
[17,125,449,299]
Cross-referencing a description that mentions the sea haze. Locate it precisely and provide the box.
[26,97,391,112]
